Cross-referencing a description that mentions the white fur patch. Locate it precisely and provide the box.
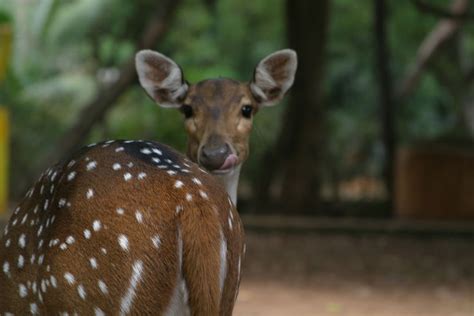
[119,260,144,316]
[164,227,191,316]
[219,229,228,297]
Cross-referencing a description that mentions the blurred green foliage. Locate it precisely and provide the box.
[1,0,472,199]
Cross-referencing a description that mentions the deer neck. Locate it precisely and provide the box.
[213,165,241,206]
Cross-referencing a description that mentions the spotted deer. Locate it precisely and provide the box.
[0,49,297,315]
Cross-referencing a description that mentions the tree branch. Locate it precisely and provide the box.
[412,0,474,20]
[396,0,469,100]
[17,0,181,196]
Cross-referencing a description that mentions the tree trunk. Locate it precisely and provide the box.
[257,0,330,212]
[373,0,395,212]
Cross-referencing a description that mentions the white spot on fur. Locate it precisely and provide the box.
[94,307,105,316]
[93,220,102,232]
[19,283,28,298]
[18,234,26,248]
[113,163,122,170]
[86,188,94,199]
[87,161,97,171]
[64,272,75,285]
[89,257,98,269]
[151,235,161,248]
[135,211,143,223]
[38,254,45,265]
[58,198,67,208]
[77,284,86,300]
[118,234,129,251]
[50,275,58,288]
[98,280,108,294]
[18,255,24,268]
[30,303,39,315]
[66,236,75,245]
[67,171,76,181]
[124,173,132,181]
[3,261,10,277]
[199,190,208,200]
[41,279,47,293]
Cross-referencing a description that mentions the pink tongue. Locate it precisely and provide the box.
[219,154,238,170]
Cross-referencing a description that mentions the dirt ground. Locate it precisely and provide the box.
[235,231,474,316]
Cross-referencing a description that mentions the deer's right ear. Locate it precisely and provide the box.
[135,50,188,108]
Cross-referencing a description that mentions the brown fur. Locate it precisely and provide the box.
[0,141,244,315]
[183,79,257,166]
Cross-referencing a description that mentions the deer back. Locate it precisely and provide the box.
[0,140,244,315]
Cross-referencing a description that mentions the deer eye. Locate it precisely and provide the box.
[241,105,253,119]
[180,105,193,119]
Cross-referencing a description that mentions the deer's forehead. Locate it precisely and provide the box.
[186,79,251,108]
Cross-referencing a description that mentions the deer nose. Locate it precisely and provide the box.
[200,143,231,171]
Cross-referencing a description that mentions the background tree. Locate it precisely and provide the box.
[257,0,330,212]
[373,0,395,211]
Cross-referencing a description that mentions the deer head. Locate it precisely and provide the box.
[136,49,297,203]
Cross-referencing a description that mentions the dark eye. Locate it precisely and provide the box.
[241,105,253,118]
[181,105,193,119]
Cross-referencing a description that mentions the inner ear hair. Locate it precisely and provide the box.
[250,49,298,106]
[135,50,188,108]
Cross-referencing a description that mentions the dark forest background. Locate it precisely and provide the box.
[1,0,473,217]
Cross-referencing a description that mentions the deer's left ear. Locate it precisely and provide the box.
[250,49,298,106]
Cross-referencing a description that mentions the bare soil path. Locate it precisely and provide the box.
[235,231,473,316]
